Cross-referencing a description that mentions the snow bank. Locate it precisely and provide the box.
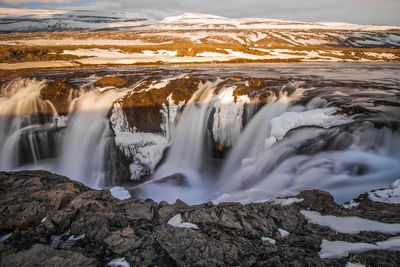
[270,107,354,141]
[110,186,131,200]
[319,237,400,258]
[369,179,400,204]
[107,258,131,267]
[167,214,199,229]
[301,210,400,234]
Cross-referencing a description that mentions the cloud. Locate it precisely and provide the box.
[1,0,399,25]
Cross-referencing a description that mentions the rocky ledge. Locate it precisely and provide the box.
[1,171,400,266]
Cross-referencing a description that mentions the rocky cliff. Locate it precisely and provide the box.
[1,171,399,266]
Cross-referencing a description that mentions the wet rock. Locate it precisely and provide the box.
[40,80,79,115]
[295,189,342,214]
[121,76,200,133]
[94,76,131,88]
[334,105,369,116]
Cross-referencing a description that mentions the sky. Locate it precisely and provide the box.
[1,0,400,25]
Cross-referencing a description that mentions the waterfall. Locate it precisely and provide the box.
[152,80,219,184]
[0,78,56,170]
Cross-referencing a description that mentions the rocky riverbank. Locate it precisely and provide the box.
[1,170,399,266]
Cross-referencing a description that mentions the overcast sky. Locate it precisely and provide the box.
[1,0,400,25]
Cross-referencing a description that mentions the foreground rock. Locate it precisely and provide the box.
[1,171,400,266]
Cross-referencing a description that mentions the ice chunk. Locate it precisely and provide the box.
[320,237,400,259]
[167,214,199,230]
[110,186,131,200]
[301,210,400,234]
[270,107,353,141]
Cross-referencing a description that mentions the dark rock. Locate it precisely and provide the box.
[94,76,131,88]
[1,170,400,266]
[295,189,342,214]
[40,80,79,115]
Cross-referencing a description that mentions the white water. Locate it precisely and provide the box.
[58,89,128,188]
[152,80,219,183]
[0,79,56,170]
[1,65,400,206]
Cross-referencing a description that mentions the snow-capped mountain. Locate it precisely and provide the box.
[0,8,149,32]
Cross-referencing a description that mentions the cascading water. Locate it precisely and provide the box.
[0,78,57,170]
[152,80,218,181]
[1,64,399,206]
[58,89,128,188]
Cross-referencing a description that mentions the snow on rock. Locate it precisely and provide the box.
[368,179,400,204]
[110,186,131,200]
[107,258,131,267]
[342,200,360,209]
[270,197,304,206]
[278,228,289,237]
[67,234,85,241]
[115,132,168,180]
[212,86,250,147]
[301,210,400,234]
[319,237,400,259]
[261,237,276,244]
[167,214,199,230]
[345,263,365,267]
[270,107,354,141]
[0,233,12,243]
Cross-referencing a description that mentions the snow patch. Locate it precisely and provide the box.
[301,210,400,234]
[342,200,360,209]
[278,228,289,237]
[107,258,131,267]
[167,214,199,229]
[319,237,400,259]
[110,186,131,200]
[369,179,400,204]
[261,237,276,244]
[67,234,85,241]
